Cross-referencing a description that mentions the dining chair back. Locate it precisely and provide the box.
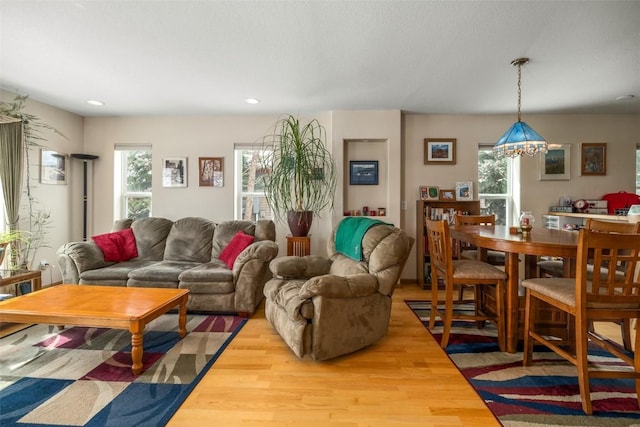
[454,214,505,265]
[425,218,507,350]
[522,228,640,414]
[537,218,640,350]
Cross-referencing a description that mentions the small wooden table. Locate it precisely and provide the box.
[0,269,42,296]
[0,284,189,374]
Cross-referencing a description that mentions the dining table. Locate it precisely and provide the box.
[450,224,580,353]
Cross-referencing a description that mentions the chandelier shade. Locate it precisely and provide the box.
[493,57,547,158]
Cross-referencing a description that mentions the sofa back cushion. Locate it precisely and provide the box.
[130,217,174,260]
[164,217,215,262]
[211,220,256,259]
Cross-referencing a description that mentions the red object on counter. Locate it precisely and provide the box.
[601,191,640,214]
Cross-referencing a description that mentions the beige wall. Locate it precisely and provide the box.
[4,90,639,284]
[1,90,84,285]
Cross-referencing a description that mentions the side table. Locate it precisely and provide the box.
[286,236,311,256]
[0,269,42,297]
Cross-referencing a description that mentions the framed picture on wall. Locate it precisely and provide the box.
[162,157,187,187]
[40,149,68,185]
[424,138,456,165]
[349,160,378,185]
[539,143,570,180]
[198,157,224,187]
[580,143,606,176]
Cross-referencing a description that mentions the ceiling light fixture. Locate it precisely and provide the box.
[87,100,104,106]
[493,57,547,158]
[245,98,260,105]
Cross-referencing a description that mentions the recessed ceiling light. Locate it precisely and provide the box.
[615,95,635,102]
[87,100,104,106]
[245,98,260,105]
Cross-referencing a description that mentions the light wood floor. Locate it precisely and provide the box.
[168,283,501,427]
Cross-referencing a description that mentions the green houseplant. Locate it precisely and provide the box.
[261,115,336,237]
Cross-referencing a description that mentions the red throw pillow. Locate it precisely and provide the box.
[219,231,255,269]
[92,228,138,262]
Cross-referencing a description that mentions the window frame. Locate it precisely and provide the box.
[114,145,152,220]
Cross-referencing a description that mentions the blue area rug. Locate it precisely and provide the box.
[406,300,640,426]
[0,314,246,426]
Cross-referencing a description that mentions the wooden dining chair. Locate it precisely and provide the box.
[425,218,507,350]
[454,214,505,265]
[537,218,640,350]
[522,228,640,414]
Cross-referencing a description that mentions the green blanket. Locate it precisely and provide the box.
[335,217,391,261]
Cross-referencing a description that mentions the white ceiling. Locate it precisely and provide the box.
[1,0,639,118]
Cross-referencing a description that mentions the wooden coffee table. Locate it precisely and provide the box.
[0,284,189,374]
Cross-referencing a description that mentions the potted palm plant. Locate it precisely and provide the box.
[261,115,336,237]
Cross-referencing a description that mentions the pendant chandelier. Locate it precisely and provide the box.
[493,57,547,158]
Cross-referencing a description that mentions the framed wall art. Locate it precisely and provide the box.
[539,143,570,180]
[349,160,378,185]
[424,138,456,165]
[439,189,455,201]
[580,143,606,176]
[419,185,440,200]
[162,157,187,187]
[455,181,473,201]
[198,157,224,187]
[40,149,68,185]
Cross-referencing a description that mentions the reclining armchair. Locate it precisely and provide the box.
[264,219,414,360]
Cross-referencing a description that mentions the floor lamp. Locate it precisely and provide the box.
[71,153,99,241]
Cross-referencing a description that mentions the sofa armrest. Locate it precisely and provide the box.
[299,273,379,299]
[269,255,332,279]
[56,242,113,284]
[232,240,279,314]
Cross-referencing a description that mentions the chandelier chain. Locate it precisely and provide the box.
[516,61,522,122]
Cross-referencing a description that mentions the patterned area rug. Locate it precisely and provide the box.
[0,314,246,426]
[406,300,640,427]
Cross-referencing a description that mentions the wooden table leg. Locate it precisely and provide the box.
[505,252,520,353]
[130,322,143,375]
[178,296,187,338]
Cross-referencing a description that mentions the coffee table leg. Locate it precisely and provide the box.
[130,323,143,375]
[178,297,187,338]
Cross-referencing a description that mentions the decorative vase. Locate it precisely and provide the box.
[519,211,535,235]
[287,210,313,237]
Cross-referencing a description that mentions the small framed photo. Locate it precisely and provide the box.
[40,149,68,185]
[424,138,456,165]
[378,207,386,216]
[419,185,440,200]
[162,157,187,187]
[539,144,570,180]
[198,157,224,187]
[439,189,456,201]
[349,160,378,185]
[580,143,606,176]
[455,181,473,201]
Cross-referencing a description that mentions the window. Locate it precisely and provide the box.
[477,144,519,225]
[234,144,272,221]
[114,145,152,220]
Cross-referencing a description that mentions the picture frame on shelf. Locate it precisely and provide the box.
[40,149,68,185]
[378,207,386,216]
[580,142,606,176]
[349,160,378,185]
[539,143,570,180]
[198,157,224,187]
[419,185,440,200]
[162,157,187,187]
[455,181,473,201]
[439,189,455,201]
[424,138,456,165]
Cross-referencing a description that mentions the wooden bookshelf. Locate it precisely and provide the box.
[416,199,480,288]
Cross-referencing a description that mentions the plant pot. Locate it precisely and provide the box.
[287,211,313,237]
